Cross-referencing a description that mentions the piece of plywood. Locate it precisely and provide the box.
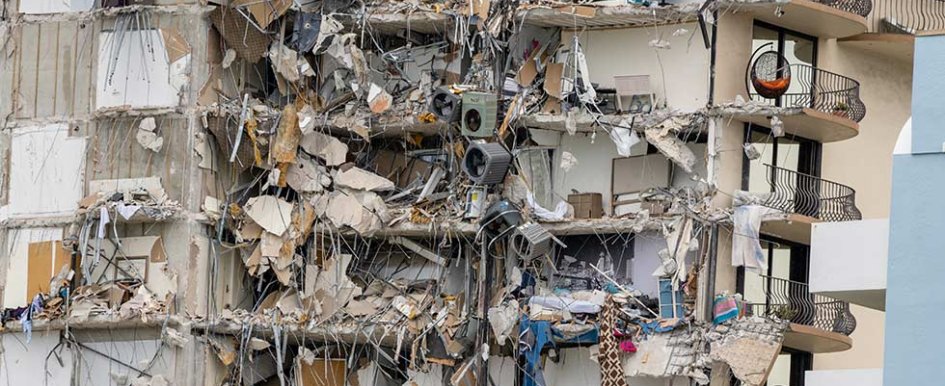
[297,358,346,386]
[26,240,71,303]
[543,63,564,99]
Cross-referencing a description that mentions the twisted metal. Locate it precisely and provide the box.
[761,164,863,222]
[747,275,858,336]
[814,0,873,17]
[749,63,866,122]
[866,0,945,34]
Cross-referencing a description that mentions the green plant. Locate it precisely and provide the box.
[770,305,797,320]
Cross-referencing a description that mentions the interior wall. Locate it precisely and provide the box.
[564,23,711,112]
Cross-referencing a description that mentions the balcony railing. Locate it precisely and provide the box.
[814,0,873,18]
[749,63,866,123]
[760,164,863,222]
[866,0,945,34]
[747,275,857,336]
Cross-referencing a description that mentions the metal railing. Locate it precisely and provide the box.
[747,275,857,336]
[866,0,945,34]
[750,63,866,123]
[814,0,873,17]
[761,164,863,222]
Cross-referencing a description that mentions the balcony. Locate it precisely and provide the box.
[745,0,871,39]
[748,275,857,353]
[742,64,866,143]
[758,164,862,243]
[837,0,944,62]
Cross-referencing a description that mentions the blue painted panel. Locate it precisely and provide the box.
[911,35,945,154]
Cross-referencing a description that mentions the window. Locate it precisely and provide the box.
[751,22,818,109]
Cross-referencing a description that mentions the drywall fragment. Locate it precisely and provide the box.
[222,49,237,68]
[131,375,169,386]
[392,296,419,319]
[269,42,301,83]
[136,117,163,152]
[644,126,697,174]
[298,104,317,135]
[345,299,378,317]
[260,232,283,257]
[544,63,564,99]
[488,300,519,346]
[286,154,332,193]
[559,151,578,172]
[194,132,215,170]
[244,196,293,236]
[368,83,392,114]
[313,254,362,320]
[334,164,395,191]
[249,338,271,351]
[160,28,191,63]
[163,327,189,348]
[273,104,301,163]
[238,220,264,241]
[202,196,222,221]
[208,336,238,366]
[325,190,389,235]
[300,131,348,166]
[313,15,344,54]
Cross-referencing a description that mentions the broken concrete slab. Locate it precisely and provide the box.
[300,131,348,166]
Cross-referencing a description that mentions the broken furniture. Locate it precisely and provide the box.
[614,75,654,114]
[462,142,512,185]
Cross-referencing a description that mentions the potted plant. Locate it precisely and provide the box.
[832,102,849,118]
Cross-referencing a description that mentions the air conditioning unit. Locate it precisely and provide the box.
[429,88,462,123]
[510,223,553,260]
[461,92,498,137]
[462,142,511,185]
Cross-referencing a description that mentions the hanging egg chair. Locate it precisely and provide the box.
[747,43,791,99]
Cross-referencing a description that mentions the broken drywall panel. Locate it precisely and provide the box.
[2,227,64,308]
[334,165,395,192]
[96,29,190,110]
[9,125,86,216]
[244,195,293,236]
[300,131,348,166]
[325,190,389,235]
[17,0,93,13]
[286,154,331,193]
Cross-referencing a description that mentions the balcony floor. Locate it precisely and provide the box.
[839,33,915,64]
[734,107,859,143]
[761,213,818,244]
[748,0,868,39]
[783,323,853,353]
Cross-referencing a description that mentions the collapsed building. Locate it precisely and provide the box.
[0,0,921,385]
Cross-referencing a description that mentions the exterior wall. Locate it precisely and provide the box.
[805,368,882,386]
[884,33,945,386]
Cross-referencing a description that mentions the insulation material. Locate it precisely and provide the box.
[96,30,190,109]
[9,125,86,216]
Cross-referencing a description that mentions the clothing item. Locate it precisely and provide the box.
[713,295,740,324]
[600,296,629,386]
[732,205,779,273]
